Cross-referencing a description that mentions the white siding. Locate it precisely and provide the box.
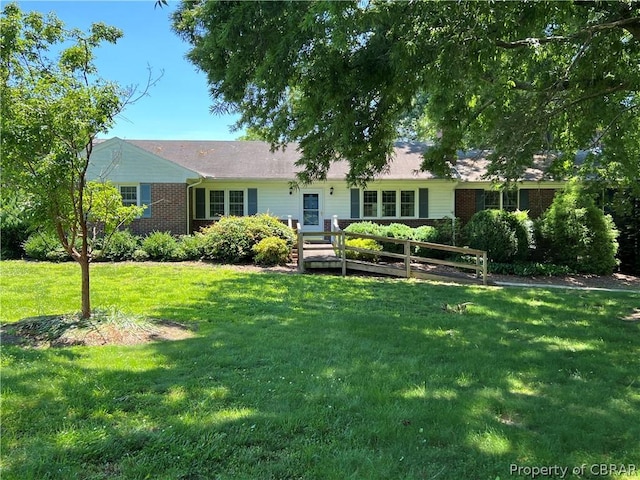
[428,182,457,218]
[87,138,197,184]
[197,179,458,222]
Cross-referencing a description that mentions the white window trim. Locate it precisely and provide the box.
[201,188,247,219]
[117,184,140,207]
[362,189,418,218]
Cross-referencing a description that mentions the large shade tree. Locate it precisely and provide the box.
[172,0,639,191]
[1,4,154,318]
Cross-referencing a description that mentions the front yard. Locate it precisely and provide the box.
[1,261,639,479]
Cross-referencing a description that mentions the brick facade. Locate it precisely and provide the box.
[130,183,188,236]
[526,188,557,219]
[455,188,558,224]
[454,189,478,224]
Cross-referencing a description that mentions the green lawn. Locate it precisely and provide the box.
[1,260,639,479]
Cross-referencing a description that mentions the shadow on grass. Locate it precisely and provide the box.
[3,272,639,479]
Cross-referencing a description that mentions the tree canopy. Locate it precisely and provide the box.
[1,3,150,317]
[173,0,639,190]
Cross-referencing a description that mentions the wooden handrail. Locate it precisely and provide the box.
[296,229,488,285]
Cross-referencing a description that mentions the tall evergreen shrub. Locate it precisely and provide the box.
[534,181,619,275]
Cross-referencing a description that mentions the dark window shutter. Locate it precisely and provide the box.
[475,190,486,212]
[195,188,206,219]
[350,189,360,218]
[519,189,530,210]
[247,188,258,215]
[418,188,429,218]
[140,184,152,218]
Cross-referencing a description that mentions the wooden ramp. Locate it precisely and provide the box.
[296,229,489,286]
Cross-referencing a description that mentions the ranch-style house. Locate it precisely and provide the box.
[87,137,564,236]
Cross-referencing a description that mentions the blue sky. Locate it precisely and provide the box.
[16,0,244,140]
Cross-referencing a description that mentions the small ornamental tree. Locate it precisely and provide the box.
[1,4,156,318]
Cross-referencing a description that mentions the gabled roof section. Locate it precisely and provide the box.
[89,138,200,183]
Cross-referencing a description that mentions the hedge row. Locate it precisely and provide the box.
[22,214,296,267]
[343,218,459,260]
[344,183,619,276]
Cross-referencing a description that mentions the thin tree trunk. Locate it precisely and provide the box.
[79,256,91,319]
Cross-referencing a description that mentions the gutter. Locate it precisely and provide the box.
[186,178,204,234]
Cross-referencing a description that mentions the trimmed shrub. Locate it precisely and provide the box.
[534,181,619,274]
[413,225,440,258]
[252,237,290,266]
[343,221,387,237]
[383,223,414,254]
[102,230,140,261]
[142,231,179,261]
[176,234,204,261]
[462,210,530,263]
[132,249,150,262]
[23,232,69,261]
[200,214,295,263]
[344,238,382,262]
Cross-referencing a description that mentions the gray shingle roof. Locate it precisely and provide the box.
[121,139,551,182]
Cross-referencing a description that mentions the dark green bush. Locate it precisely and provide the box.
[383,223,414,254]
[344,238,382,262]
[23,232,69,261]
[489,261,574,276]
[252,237,290,266]
[1,199,31,259]
[413,225,440,258]
[142,231,179,261]
[101,230,140,261]
[200,214,295,263]
[463,210,530,263]
[432,217,461,247]
[534,181,619,274]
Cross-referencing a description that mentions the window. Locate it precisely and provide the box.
[119,186,138,207]
[484,191,500,210]
[355,189,419,218]
[363,191,378,217]
[229,190,244,216]
[196,188,255,218]
[480,189,521,211]
[209,190,225,217]
[400,191,415,217]
[502,190,518,212]
[382,191,396,217]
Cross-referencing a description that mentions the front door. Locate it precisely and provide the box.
[301,191,323,230]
